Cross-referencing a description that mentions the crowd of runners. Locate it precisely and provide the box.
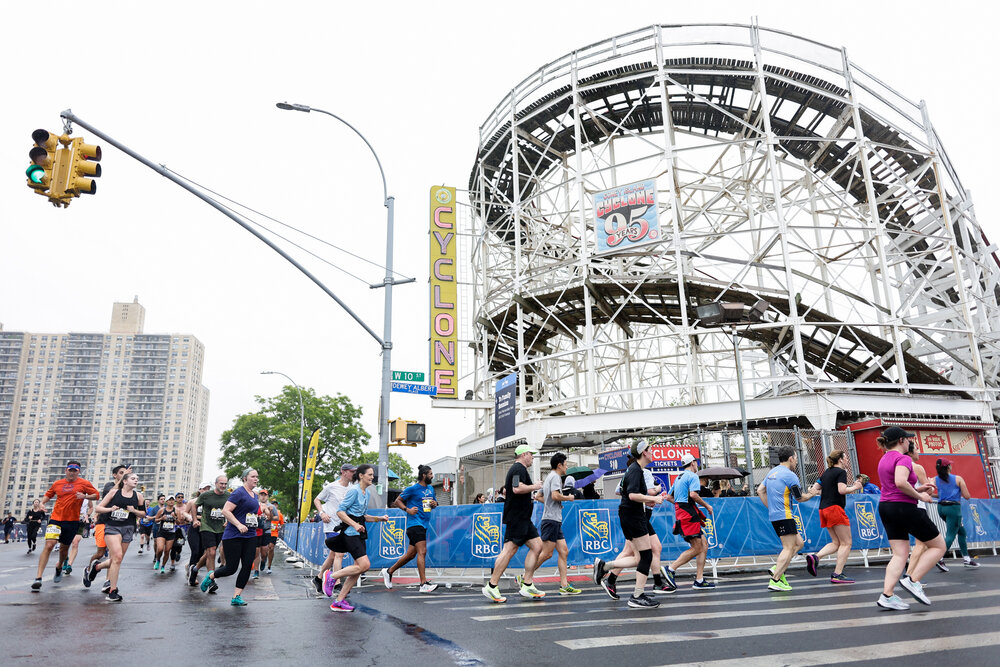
[16,424,984,612]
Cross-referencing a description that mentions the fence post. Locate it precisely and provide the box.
[794,426,807,487]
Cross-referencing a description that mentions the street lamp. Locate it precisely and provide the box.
[696,298,769,488]
[277,101,413,505]
[261,370,305,558]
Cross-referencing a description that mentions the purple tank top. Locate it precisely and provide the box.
[877,450,917,504]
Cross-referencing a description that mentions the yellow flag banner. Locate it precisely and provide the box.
[299,428,321,521]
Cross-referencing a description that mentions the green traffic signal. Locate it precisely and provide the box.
[26,163,45,184]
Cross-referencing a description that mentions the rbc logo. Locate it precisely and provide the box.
[969,504,987,537]
[579,508,612,555]
[792,506,806,541]
[379,518,405,559]
[855,500,881,540]
[471,512,502,559]
[703,515,718,549]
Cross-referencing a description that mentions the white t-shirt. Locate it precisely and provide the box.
[316,481,352,530]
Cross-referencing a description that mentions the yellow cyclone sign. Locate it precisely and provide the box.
[430,185,458,397]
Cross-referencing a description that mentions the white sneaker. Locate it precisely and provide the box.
[877,593,910,610]
[899,576,930,605]
[380,568,393,589]
[964,557,981,568]
[419,582,438,593]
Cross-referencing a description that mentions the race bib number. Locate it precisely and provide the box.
[210,509,224,520]
[244,513,258,528]
[110,509,129,521]
[45,524,61,540]
[162,521,175,531]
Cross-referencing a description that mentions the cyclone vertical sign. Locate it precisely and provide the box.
[593,179,661,255]
[430,186,458,398]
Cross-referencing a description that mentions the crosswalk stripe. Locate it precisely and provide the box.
[555,604,1000,650]
[510,587,996,632]
[668,631,1000,667]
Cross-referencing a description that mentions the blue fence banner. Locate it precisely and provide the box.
[281,497,1000,569]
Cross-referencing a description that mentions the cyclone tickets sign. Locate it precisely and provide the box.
[647,445,700,471]
[593,179,661,254]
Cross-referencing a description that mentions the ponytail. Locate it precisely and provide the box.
[826,450,845,468]
[936,459,951,483]
[875,436,889,451]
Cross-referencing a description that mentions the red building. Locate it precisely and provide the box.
[843,418,997,499]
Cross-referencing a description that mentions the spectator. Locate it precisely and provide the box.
[718,480,738,497]
[473,493,486,504]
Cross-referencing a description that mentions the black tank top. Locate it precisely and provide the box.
[107,488,139,527]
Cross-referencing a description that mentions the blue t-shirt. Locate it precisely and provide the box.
[398,483,435,529]
[221,486,260,540]
[141,506,156,527]
[862,482,881,495]
[670,470,700,503]
[337,485,372,537]
[762,465,803,522]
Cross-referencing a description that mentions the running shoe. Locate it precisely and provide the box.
[101,579,111,593]
[313,575,323,594]
[593,558,606,585]
[662,566,676,589]
[323,570,335,597]
[63,564,72,575]
[106,588,123,603]
[137,548,143,555]
[558,584,582,595]
[964,557,981,568]
[935,559,950,573]
[85,561,99,588]
[208,581,219,594]
[692,579,716,589]
[805,553,819,577]
[153,562,160,572]
[768,567,788,586]
[53,568,62,584]
[330,599,355,612]
[513,573,523,590]
[655,582,677,593]
[600,578,619,600]
[482,583,507,603]
[877,593,910,611]
[381,568,393,589]
[767,577,793,592]
[230,595,247,606]
[188,565,199,586]
[266,568,273,574]
[830,573,855,584]
[627,593,660,609]
[519,582,545,599]
[252,569,259,580]
[419,582,439,593]
[899,576,930,605]
[31,578,42,591]
[200,574,213,593]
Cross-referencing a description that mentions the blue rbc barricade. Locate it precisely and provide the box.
[282,496,1000,569]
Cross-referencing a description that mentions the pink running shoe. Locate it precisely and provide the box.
[323,570,336,597]
[330,599,355,612]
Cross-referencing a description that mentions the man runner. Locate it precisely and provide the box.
[266,501,284,573]
[381,465,439,593]
[31,461,99,591]
[758,446,818,591]
[190,475,229,587]
[536,453,581,595]
[482,444,545,603]
[314,463,356,596]
[663,452,715,590]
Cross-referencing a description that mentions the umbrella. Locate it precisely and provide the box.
[697,467,748,480]
[574,468,608,488]
[566,465,592,477]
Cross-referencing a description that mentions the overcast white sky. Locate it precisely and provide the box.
[2,1,998,482]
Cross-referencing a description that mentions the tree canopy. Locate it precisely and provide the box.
[356,450,414,488]
[219,386,369,514]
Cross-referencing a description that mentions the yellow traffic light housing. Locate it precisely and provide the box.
[26,129,61,201]
[26,129,102,207]
[63,137,102,197]
[388,418,425,446]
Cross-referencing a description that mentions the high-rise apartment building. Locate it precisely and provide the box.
[0,299,210,517]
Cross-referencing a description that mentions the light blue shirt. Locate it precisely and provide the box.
[670,470,700,503]
[337,485,372,536]
[398,483,435,529]
[762,465,802,522]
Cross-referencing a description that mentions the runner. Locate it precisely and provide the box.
[191,475,229,587]
[87,472,145,601]
[381,465,439,593]
[663,452,715,591]
[267,501,284,573]
[903,446,936,582]
[183,485,210,585]
[594,440,664,609]
[200,469,262,606]
[314,463,357,596]
[148,494,166,560]
[535,453,581,596]
[757,446,818,592]
[804,450,864,583]
[2,513,14,543]
[30,461,99,591]
[874,426,946,610]
[25,500,46,554]
[481,445,545,604]
[63,497,93,575]
[153,496,180,574]
[137,501,153,554]
[324,464,390,612]
[86,464,131,589]
[934,457,981,569]
[169,492,189,571]
[251,489,274,580]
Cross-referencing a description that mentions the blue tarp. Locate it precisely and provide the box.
[281,496,1000,569]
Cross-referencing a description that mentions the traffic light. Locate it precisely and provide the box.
[25,129,102,207]
[62,137,102,198]
[26,129,60,199]
[388,418,426,445]
[406,422,426,443]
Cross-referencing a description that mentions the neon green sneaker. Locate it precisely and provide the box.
[482,583,506,603]
[768,567,788,585]
[558,584,582,595]
[519,582,545,599]
[768,577,793,592]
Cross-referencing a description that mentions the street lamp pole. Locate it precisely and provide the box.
[261,371,305,556]
[277,102,409,505]
[728,327,754,489]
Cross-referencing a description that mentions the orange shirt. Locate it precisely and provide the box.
[270,510,284,537]
[45,477,99,522]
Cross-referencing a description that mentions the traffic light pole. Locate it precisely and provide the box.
[58,110,386,349]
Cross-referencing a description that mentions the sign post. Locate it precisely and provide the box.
[493,373,517,499]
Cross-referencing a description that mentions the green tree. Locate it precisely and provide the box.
[356,450,414,488]
[219,386,369,517]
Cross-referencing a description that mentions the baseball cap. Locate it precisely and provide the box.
[937,457,953,467]
[681,452,697,467]
[882,426,915,442]
[341,463,357,471]
[515,444,540,456]
[630,439,651,459]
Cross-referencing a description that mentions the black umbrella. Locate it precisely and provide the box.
[697,467,748,480]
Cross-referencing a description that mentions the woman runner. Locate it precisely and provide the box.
[200,469,261,606]
[25,501,46,554]
[934,458,981,569]
[153,497,179,574]
[804,450,864,583]
[88,472,144,601]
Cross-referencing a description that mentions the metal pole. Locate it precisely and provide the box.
[261,371,304,555]
[731,327,754,488]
